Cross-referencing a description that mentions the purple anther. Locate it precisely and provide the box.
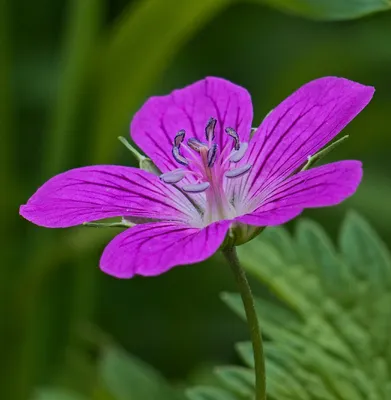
[225,127,240,150]
[207,143,218,167]
[174,129,186,147]
[188,138,207,152]
[182,182,210,193]
[229,142,248,163]
[225,163,252,178]
[172,146,189,166]
[205,118,217,141]
[159,169,186,184]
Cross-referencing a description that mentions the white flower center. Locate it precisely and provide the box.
[159,118,252,224]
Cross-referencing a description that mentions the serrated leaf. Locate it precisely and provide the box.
[99,344,183,400]
[250,0,391,21]
[221,292,305,346]
[214,366,254,397]
[229,213,391,400]
[266,360,311,399]
[235,342,255,369]
[186,386,238,400]
[340,211,391,286]
[259,226,299,265]
[295,219,354,304]
[237,241,317,315]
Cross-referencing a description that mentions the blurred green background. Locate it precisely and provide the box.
[3,0,391,398]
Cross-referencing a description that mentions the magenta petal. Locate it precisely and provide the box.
[100,220,231,278]
[20,165,197,228]
[238,160,362,226]
[244,77,373,195]
[236,207,303,226]
[131,77,253,172]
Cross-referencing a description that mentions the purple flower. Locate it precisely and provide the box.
[20,77,374,278]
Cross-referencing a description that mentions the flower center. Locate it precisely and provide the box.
[159,117,252,224]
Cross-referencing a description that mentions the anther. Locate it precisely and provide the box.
[174,129,186,147]
[229,142,248,163]
[182,182,210,193]
[188,138,207,152]
[172,146,189,166]
[159,169,185,184]
[225,163,252,178]
[205,118,217,141]
[225,127,240,150]
[207,143,218,167]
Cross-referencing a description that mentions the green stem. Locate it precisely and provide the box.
[301,135,349,171]
[222,246,266,400]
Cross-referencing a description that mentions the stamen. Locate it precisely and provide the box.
[188,138,207,152]
[182,182,210,193]
[159,169,185,184]
[174,129,186,147]
[225,127,240,150]
[225,163,252,178]
[205,118,217,141]
[229,142,248,163]
[172,146,189,166]
[207,143,218,167]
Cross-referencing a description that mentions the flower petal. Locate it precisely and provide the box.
[20,166,200,228]
[236,207,303,227]
[100,220,231,278]
[131,77,253,172]
[243,77,373,199]
[237,160,362,226]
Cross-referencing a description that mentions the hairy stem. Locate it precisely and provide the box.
[222,246,266,400]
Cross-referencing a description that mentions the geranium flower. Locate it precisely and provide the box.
[20,77,374,278]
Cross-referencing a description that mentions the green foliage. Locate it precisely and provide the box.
[33,343,185,400]
[252,0,391,20]
[42,0,104,176]
[214,366,255,397]
[32,389,87,400]
[28,214,391,398]
[6,0,391,397]
[99,344,185,400]
[186,386,239,400]
[216,212,391,399]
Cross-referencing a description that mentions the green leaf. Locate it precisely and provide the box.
[221,292,303,343]
[99,344,184,400]
[215,366,255,397]
[92,0,229,164]
[42,0,103,176]
[186,386,238,400]
[340,211,391,285]
[214,366,254,397]
[249,0,391,21]
[32,389,87,400]
[231,213,391,399]
[295,219,353,302]
[259,226,299,265]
